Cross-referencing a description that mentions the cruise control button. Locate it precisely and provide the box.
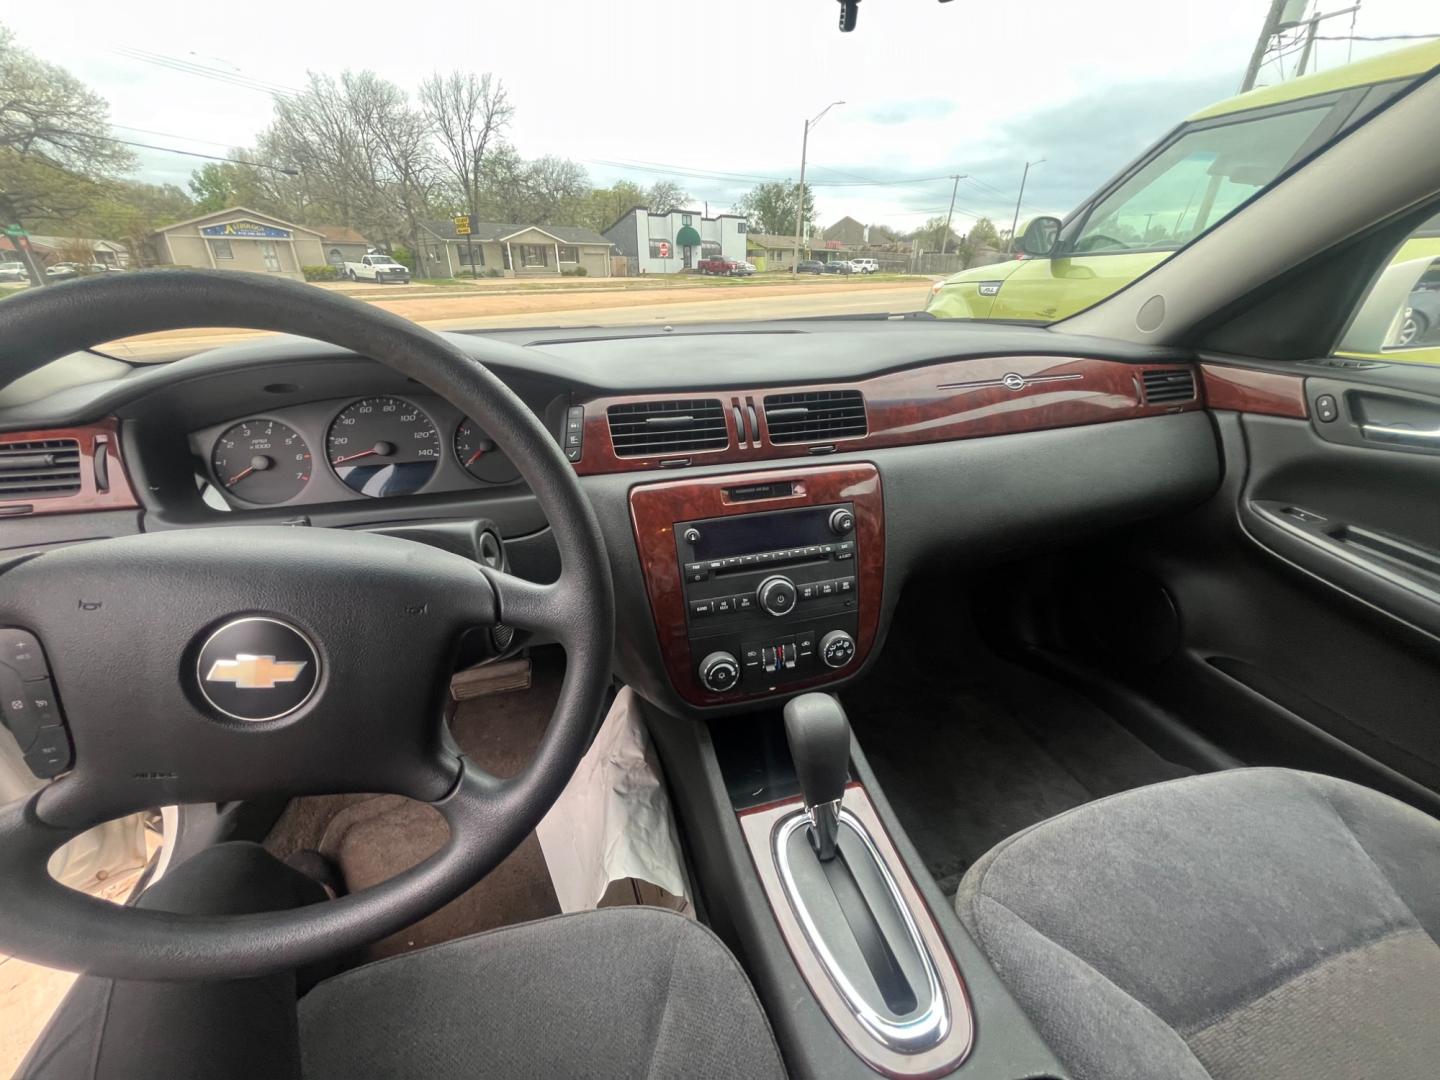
[24,725,72,779]
[0,629,48,682]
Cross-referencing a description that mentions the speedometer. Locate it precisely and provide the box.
[211,420,312,504]
[326,396,440,497]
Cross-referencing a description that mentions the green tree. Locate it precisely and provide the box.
[967,216,1001,249]
[0,25,134,280]
[911,216,960,253]
[579,180,646,233]
[733,180,814,238]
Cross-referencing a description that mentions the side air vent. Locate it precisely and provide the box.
[763,390,868,445]
[1141,369,1197,404]
[0,438,82,500]
[606,399,728,458]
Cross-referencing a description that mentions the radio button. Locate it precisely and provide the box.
[757,576,798,617]
[819,581,836,597]
[689,599,714,618]
[715,597,735,614]
[838,578,855,594]
[735,594,755,611]
[799,583,816,601]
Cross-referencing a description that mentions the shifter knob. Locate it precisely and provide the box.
[783,693,851,860]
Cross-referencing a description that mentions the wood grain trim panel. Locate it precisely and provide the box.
[574,356,1199,474]
[629,464,883,707]
[739,787,974,1078]
[0,419,138,517]
[1200,363,1308,419]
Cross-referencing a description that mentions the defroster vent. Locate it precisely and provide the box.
[0,438,81,500]
[606,399,729,458]
[1141,369,1197,404]
[763,390,868,444]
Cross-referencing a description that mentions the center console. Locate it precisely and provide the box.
[628,464,884,707]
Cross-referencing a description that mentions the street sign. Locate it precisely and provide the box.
[657,241,671,258]
[453,215,472,236]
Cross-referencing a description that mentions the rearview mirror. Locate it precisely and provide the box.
[1018,216,1061,258]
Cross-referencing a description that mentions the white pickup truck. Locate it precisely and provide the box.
[343,254,410,284]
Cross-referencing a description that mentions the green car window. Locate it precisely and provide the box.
[1071,105,1333,255]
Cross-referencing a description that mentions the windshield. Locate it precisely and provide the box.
[0,3,1432,361]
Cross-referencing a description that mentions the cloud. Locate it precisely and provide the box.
[856,98,957,125]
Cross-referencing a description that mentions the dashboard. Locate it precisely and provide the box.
[0,318,1236,715]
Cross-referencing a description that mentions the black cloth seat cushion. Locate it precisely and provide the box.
[299,905,787,1080]
[955,767,1440,1080]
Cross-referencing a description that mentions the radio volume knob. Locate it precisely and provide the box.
[757,575,798,617]
[699,651,741,693]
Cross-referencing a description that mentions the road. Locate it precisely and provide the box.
[94,279,936,362]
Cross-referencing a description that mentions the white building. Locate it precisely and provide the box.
[603,208,747,273]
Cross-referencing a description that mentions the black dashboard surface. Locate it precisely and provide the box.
[0,317,1186,433]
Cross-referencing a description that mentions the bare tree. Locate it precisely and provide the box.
[420,72,513,224]
[646,181,690,215]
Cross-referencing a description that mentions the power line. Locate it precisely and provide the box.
[109,46,301,98]
[1313,32,1439,40]
[111,124,239,151]
[53,130,297,174]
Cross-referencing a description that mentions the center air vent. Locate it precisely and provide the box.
[606,399,728,458]
[1141,369,1197,404]
[0,438,81,500]
[763,390,868,444]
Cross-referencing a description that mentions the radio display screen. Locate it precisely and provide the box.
[683,505,842,561]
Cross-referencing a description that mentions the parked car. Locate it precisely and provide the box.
[698,256,744,276]
[795,259,825,274]
[0,262,28,283]
[928,41,1440,322]
[850,258,879,274]
[734,261,757,276]
[821,260,852,274]
[344,254,411,283]
[44,263,80,280]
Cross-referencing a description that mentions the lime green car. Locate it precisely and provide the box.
[927,41,1440,323]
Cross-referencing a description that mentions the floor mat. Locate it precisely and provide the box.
[264,649,565,958]
[845,625,1194,898]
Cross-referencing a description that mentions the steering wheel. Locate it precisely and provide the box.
[0,270,614,980]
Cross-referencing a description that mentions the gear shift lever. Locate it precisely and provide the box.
[783,693,851,861]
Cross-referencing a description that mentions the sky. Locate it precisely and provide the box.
[5,0,1436,235]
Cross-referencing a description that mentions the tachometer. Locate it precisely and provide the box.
[454,418,521,485]
[211,419,312,504]
[326,396,440,497]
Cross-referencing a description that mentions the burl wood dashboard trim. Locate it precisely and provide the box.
[575,355,1199,475]
[1200,363,1309,419]
[0,419,138,518]
[740,786,974,1078]
[629,463,883,707]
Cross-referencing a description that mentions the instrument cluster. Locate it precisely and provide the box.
[195,394,523,508]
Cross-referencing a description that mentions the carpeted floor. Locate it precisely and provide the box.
[264,649,565,959]
[844,621,1195,898]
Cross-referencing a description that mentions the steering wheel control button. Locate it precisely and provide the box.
[23,725,73,779]
[757,575,798,616]
[196,617,320,722]
[820,630,857,669]
[698,651,741,693]
[0,628,71,774]
[564,406,586,462]
[0,628,49,682]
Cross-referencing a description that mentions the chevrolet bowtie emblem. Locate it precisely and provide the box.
[205,654,308,690]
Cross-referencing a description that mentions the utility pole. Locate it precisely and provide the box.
[940,174,967,255]
[791,101,844,275]
[1240,0,1292,92]
[1007,159,1044,253]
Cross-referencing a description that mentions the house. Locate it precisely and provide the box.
[420,221,613,278]
[147,208,327,280]
[0,235,131,268]
[603,208,746,273]
[313,225,372,270]
[744,232,854,271]
[823,216,867,246]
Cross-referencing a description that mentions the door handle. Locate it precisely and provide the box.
[1360,422,1440,446]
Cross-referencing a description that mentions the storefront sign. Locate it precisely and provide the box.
[453,215,472,236]
[200,220,291,239]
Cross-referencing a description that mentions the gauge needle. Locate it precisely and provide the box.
[226,466,255,486]
[330,448,380,466]
[465,448,487,466]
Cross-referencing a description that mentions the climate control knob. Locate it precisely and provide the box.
[820,630,857,669]
[698,651,741,693]
[757,575,799,617]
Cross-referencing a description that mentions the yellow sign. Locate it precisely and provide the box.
[453,215,472,236]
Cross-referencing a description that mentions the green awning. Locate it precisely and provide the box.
[675,225,702,248]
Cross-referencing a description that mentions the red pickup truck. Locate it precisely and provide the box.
[698,256,752,276]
